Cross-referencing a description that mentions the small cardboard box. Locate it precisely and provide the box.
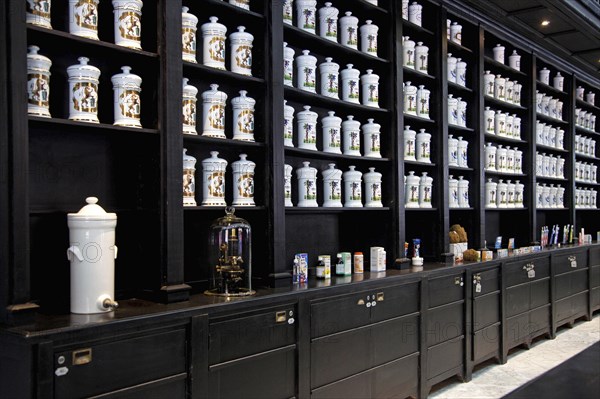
[481,250,493,261]
[450,242,468,262]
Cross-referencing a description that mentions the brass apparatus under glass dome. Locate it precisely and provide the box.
[205,207,255,297]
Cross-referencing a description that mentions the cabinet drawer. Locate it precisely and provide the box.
[372,314,419,367]
[530,279,550,309]
[589,247,600,267]
[556,270,587,300]
[473,292,500,330]
[311,369,371,399]
[592,286,600,309]
[94,376,186,399]
[555,298,572,323]
[591,265,600,288]
[426,336,464,380]
[372,354,419,399]
[427,302,464,347]
[572,269,589,294]
[54,329,186,399]
[428,273,465,308]
[209,345,296,399]
[370,281,420,323]
[506,284,529,318]
[504,256,550,287]
[557,292,589,323]
[311,292,371,338]
[473,324,500,362]
[209,305,296,364]
[473,268,500,297]
[506,313,529,346]
[553,250,588,275]
[529,306,550,336]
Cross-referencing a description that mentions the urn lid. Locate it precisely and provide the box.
[319,2,338,15]
[67,57,101,79]
[284,164,293,174]
[211,206,250,229]
[342,115,360,128]
[183,148,197,169]
[183,77,198,96]
[201,16,226,33]
[181,7,198,25]
[341,64,360,77]
[68,197,117,221]
[27,46,52,72]
[451,21,461,27]
[322,111,342,125]
[362,118,381,131]
[415,41,427,49]
[296,161,317,179]
[364,167,381,179]
[361,69,379,81]
[417,129,430,138]
[486,178,495,184]
[343,165,362,179]
[297,105,318,119]
[231,90,256,107]
[283,42,295,56]
[232,153,255,171]
[229,26,254,42]
[340,11,358,24]
[320,57,339,69]
[202,151,228,169]
[449,175,458,183]
[360,20,378,33]
[297,49,317,63]
[111,66,142,87]
[494,43,505,50]
[113,0,143,10]
[322,163,342,180]
[284,100,294,114]
[202,84,228,102]
[448,135,458,143]
[403,36,415,45]
[509,50,520,57]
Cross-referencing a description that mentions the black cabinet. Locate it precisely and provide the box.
[552,249,589,330]
[590,247,600,313]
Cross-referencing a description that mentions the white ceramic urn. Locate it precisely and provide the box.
[341,64,360,103]
[408,2,423,26]
[553,72,564,91]
[183,148,197,206]
[494,74,506,101]
[284,164,293,207]
[67,197,118,314]
[415,42,429,74]
[201,84,227,138]
[69,0,99,40]
[182,78,198,135]
[416,129,431,163]
[447,53,457,83]
[515,180,524,208]
[322,163,342,207]
[296,0,317,33]
[497,179,508,208]
[457,136,468,168]
[404,126,417,161]
[113,0,142,50]
[361,70,380,108]
[232,154,256,206]
[201,16,227,69]
[283,42,295,87]
[297,161,318,207]
[405,171,420,208]
[539,67,550,85]
[283,100,295,147]
[229,0,250,10]
[456,58,467,87]
[230,26,253,76]
[449,175,459,208]
[483,70,494,96]
[448,135,459,167]
[318,2,339,42]
[342,115,361,156]
[447,94,458,125]
[339,12,359,49]
[362,119,381,158]
[360,20,378,56]
[182,7,198,63]
[416,85,430,118]
[27,45,52,118]
[457,98,467,127]
[67,57,100,123]
[485,179,497,208]
[296,50,317,93]
[484,142,496,171]
[111,66,142,128]
[320,111,342,154]
[457,176,469,208]
[508,50,520,71]
[576,86,585,101]
[202,151,228,206]
[419,172,433,208]
[364,167,383,208]
[27,0,52,29]
[319,57,340,99]
[343,166,363,207]
[297,105,318,150]
[283,0,293,25]
[403,37,416,69]
[492,44,505,64]
[231,91,255,141]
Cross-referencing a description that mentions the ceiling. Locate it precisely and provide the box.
[462,0,600,77]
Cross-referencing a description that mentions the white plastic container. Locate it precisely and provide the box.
[416,129,431,163]
[283,42,295,87]
[297,161,318,207]
[416,85,430,119]
[67,197,118,314]
[295,0,317,33]
[69,0,99,40]
[339,11,359,49]
[319,57,339,99]
[202,151,228,206]
[232,154,256,206]
[341,64,360,103]
[408,2,423,26]
[343,166,363,207]
[362,119,381,158]
[26,45,52,118]
[231,90,255,141]
[283,100,294,147]
[183,149,197,206]
[492,44,505,64]
[360,20,378,56]
[404,126,417,161]
[27,0,52,29]
[67,57,100,123]
[342,115,361,156]
[363,167,383,208]
[284,164,293,207]
[182,7,198,63]
[318,2,338,42]
[112,0,142,50]
[361,69,380,108]
[201,16,227,69]
[296,105,318,150]
[230,26,253,76]
[201,84,227,138]
[415,42,429,74]
[322,163,342,207]
[322,111,342,154]
[182,78,198,135]
[111,66,142,128]
[508,50,520,71]
[296,49,317,93]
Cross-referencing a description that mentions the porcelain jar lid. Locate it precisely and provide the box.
[361,69,379,82]
[183,78,198,96]
[343,165,362,179]
[322,111,342,126]
[362,119,381,131]
[322,163,342,180]
[283,42,295,56]
[111,66,142,88]
[27,46,52,72]
[113,0,143,11]
[340,64,360,78]
[232,153,255,171]
[68,197,117,221]
[297,105,318,120]
[284,100,294,114]
[342,115,360,128]
[201,16,227,34]
[182,7,198,26]
[229,26,253,43]
[363,167,381,180]
[67,57,101,80]
[183,148,197,169]
[296,161,317,179]
[296,50,317,64]
[231,90,255,108]
[339,11,358,24]
[202,151,228,169]
[320,57,339,69]
[319,2,338,15]
[360,20,378,33]
[202,84,227,102]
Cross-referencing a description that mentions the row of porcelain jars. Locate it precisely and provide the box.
[403,82,430,118]
[575,109,597,132]
[535,152,565,179]
[536,121,565,150]
[405,171,433,208]
[482,71,522,105]
[284,105,382,157]
[538,68,565,91]
[575,162,598,183]
[485,179,525,208]
[535,183,565,209]
[403,126,433,163]
[402,1,424,27]
[183,150,256,207]
[446,20,462,45]
[447,53,467,87]
[285,162,383,208]
[575,187,598,209]
[490,44,521,72]
[447,95,468,127]
[448,135,469,168]
[182,10,254,76]
[576,87,596,105]
[535,91,564,121]
[27,0,144,50]
[448,175,470,208]
[483,107,522,139]
[401,36,429,75]
[574,135,597,157]
[485,144,523,174]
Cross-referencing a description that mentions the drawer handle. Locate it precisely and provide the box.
[376,292,384,302]
[357,299,365,306]
[568,256,577,268]
[523,263,535,278]
[275,311,287,323]
[473,274,481,284]
[72,348,92,366]
[454,277,464,286]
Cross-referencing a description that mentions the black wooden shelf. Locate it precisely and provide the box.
[405,208,438,211]
[184,206,266,212]
[536,144,568,153]
[536,81,567,98]
[485,207,529,211]
[30,207,157,215]
[403,67,436,81]
[575,126,600,137]
[448,81,474,94]
[484,133,527,145]
[536,208,570,211]
[183,134,266,149]
[28,116,160,136]
[202,0,265,19]
[355,0,389,14]
[449,166,475,172]
[450,207,475,211]
[575,208,600,211]
[536,113,568,126]
[536,175,568,182]
[575,153,599,161]
[484,56,527,77]
[403,113,436,124]
[183,62,266,86]
[286,207,390,214]
[284,86,389,115]
[575,181,600,186]
[402,20,434,36]
[484,170,527,177]
[575,99,600,113]
[448,124,475,132]
[404,160,437,167]
[484,95,527,111]
[448,40,474,54]
[285,147,390,163]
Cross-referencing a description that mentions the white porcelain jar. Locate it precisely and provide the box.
[201,16,227,69]
[591,116,596,132]
[496,145,507,172]
[408,2,423,26]
[484,143,497,171]
[553,72,564,91]
[403,37,416,69]
[27,45,52,118]
[513,82,522,105]
[542,153,550,177]
[541,124,551,146]
[404,126,417,161]
[506,180,516,208]
[492,44,505,64]
[576,86,585,100]
[362,119,381,158]
[508,50,521,71]
[342,115,361,156]
[557,156,565,178]
[556,101,563,120]
[549,155,558,178]
[514,149,523,174]
[536,121,544,143]
[231,90,255,141]
[484,107,495,133]
[202,151,227,206]
[112,0,142,50]
[318,2,338,41]
[457,136,468,168]
[549,98,558,119]
[297,161,318,207]
[361,69,380,108]
[283,0,293,25]
[183,149,197,206]
[182,7,198,63]
[182,78,198,135]
[111,66,142,128]
[322,163,342,207]
[497,179,508,208]
[449,175,459,208]
[505,80,514,104]
[69,0,99,40]
[341,64,360,103]
[405,171,419,208]
[27,0,52,29]
[548,127,557,148]
[483,70,494,96]
[587,92,595,105]
[229,0,250,10]
[201,84,227,138]
[457,99,467,127]
[448,135,459,167]
[536,91,544,114]
[230,26,253,76]
[447,53,457,83]
[542,184,551,208]
[494,111,506,136]
[67,197,118,314]
[284,164,293,206]
[419,172,433,208]
[448,94,458,125]
[506,146,515,173]
[457,176,469,208]
[360,20,378,56]
[322,111,342,154]
[494,75,506,101]
[232,154,255,206]
[485,179,497,208]
[364,167,383,207]
[416,85,430,119]
[67,57,100,123]
[536,183,543,208]
[505,114,514,137]
[283,42,295,87]
[416,129,431,163]
[514,180,524,208]
[339,11,359,49]
[536,152,543,176]
[297,105,318,150]
[319,57,339,98]
[295,0,317,33]
[402,0,409,19]
[283,100,294,147]
[450,22,461,44]
[415,42,429,74]
[343,166,363,207]
[538,67,550,85]
[541,95,551,116]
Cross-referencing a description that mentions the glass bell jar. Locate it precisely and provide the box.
[205,207,255,297]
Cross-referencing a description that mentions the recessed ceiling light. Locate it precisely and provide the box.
[541,20,550,26]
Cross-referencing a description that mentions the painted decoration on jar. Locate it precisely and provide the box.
[112,0,142,50]
[297,161,318,207]
[362,119,381,158]
[69,0,99,40]
[297,105,318,150]
[232,154,255,206]
[183,148,197,206]
[418,172,433,208]
[182,78,198,135]
[182,7,198,63]
[27,0,52,29]
[284,164,293,207]
[201,16,227,69]
[416,85,430,118]
[111,66,142,128]
[360,20,378,56]
[342,115,361,156]
[404,126,417,161]
[322,163,342,207]
[415,42,428,74]
[283,0,293,25]
[339,12,359,49]
[202,84,227,138]
[322,111,342,154]
[341,64,360,103]
[231,90,255,142]
[343,166,363,207]
[27,45,52,118]
[296,0,317,33]
[361,69,379,108]
[202,151,227,206]
[67,57,100,123]
[364,168,383,207]
[403,81,417,115]
[405,171,419,208]
[283,100,294,147]
[283,42,295,87]
[318,2,339,42]
[296,50,317,92]
[416,129,431,163]
[230,26,253,76]
[402,36,415,69]
[229,0,250,10]
[319,57,339,99]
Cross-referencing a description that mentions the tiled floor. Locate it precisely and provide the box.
[429,313,600,399]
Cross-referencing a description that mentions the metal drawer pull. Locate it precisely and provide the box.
[357,299,365,306]
[275,311,287,323]
[454,277,464,286]
[568,256,577,268]
[523,263,535,278]
[473,274,482,293]
[376,292,384,302]
[72,348,92,366]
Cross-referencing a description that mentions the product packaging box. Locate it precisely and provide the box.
[449,242,468,262]
[481,250,493,261]
[370,247,386,272]
[294,253,308,283]
[318,254,331,279]
[338,252,352,276]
